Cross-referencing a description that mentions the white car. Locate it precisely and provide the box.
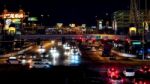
[123,68,135,77]
[42,59,51,65]
[30,62,51,69]
[29,59,51,69]
[7,56,21,64]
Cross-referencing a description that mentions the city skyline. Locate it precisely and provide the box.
[0,0,149,26]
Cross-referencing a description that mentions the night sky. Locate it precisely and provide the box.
[0,0,149,26]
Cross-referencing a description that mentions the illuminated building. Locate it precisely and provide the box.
[0,9,27,50]
[0,9,27,34]
[113,10,150,33]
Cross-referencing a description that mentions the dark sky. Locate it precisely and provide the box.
[0,0,149,26]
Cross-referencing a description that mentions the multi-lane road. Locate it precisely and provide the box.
[0,40,150,83]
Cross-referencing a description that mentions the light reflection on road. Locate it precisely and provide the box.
[49,42,81,66]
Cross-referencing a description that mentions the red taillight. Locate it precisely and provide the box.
[139,81,143,84]
[110,72,119,78]
[111,72,115,76]
[134,82,138,84]
[121,79,124,83]
[111,79,114,82]
[144,66,147,68]
[140,69,144,72]
[111,68,115,71]
[144,82,147,84]
[116,70,119,73]
[114,38,118,41]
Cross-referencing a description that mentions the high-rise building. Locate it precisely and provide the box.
[113,10,150,30]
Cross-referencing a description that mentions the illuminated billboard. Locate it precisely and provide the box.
[57,23,63,28]
[3,13,24,19]
[131,41,141,45]
[69,24,75,28]
[81,24,86,28]
[12,19,21,24]
[28,17,38,21]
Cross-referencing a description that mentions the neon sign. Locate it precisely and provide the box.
[3,13,24,19]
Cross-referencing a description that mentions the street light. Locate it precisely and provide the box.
[41,14,44,26]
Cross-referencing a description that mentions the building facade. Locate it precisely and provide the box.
[113,10,150,32]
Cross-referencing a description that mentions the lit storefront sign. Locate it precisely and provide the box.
[3,13,24,19]
[129,27,137,35]
[57,23,63,28]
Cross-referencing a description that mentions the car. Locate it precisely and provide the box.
[146,54,150,59]
[133,78,150,84]
[108,76,125,84]
[107,68,120,78]
[146,48,150,59]
[70,48,81,56]
[123,68,135,77]
[90,47,97,52]
[29,59,51,69]
[6,56,21,64]
[64,49,70,56]
[29,62,51,69]
[42,59,51,65]
[137,65,150,74]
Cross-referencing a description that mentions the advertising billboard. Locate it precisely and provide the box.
[28,17,38,21]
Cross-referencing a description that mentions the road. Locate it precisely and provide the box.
[0,40,150,83]
[82,45,150,66]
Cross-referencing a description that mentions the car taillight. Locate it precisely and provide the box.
[111,79,114,82]
[144,66,147,68]
[148,69,150,72]
[140,69,144,72]
[144,82,147,84]
[121,79,124,82]
[139,81,143,84]
[111,68,115,71]
[111,72,115,76]
[116,70,119,73]
[134,82,138,84]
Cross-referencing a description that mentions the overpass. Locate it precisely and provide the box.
[20,34,128,41]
